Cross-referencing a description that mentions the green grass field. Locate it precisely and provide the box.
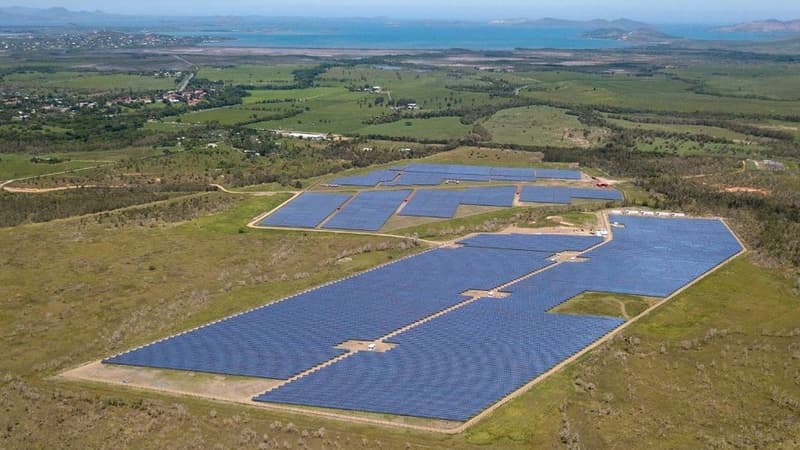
[421,146,560,168]
[628,136,765,156]
[320,66,505,112]
[2,71,178,92]
[517,70,800,116]
[605,117,754,141]
[552,292,658,319]
[175,103,300,126]
[243,87,343,104]
[197,64,307,86]
[357,116,472,140]
[667,63,800,101]
[482,105,606,148]
[745,119,800,141]
[0,153,107,181]
[246,90,378,134]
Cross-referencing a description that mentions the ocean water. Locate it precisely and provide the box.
[170,19,792,50]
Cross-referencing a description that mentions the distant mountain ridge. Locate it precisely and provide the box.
[713,19,800,33]
[583,27,677,43]
[489,18,651,30]
[0,6,150,26]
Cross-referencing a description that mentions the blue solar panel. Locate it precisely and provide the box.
[257,216,740,420]
[331,169,399,187]
[383,173,443,186]
[402,164,538,183]
[534,169,582,180]
[404,163,491,176]
[399,186,516,218]
[460,233,603,253]
[570,188,624,201]
[520,186,622,204]
[460,186,517,207]
[105,246,556,380]
[400,190,463,218]
[323,190,411,231]
[508,215,743,298]
[257,296,622,421]
[259,193,351,228]
[519,186,573,204]
[490,167,537,181]
[330,164,578,188]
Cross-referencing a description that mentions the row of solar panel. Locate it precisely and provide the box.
[400,163,582,181]
[329,169,399,187]
[105,244,557,379]
[520,186,623,204]
[259,191,410,231]
[458,233,603,253]
[259,193,351,228]
[260,187,519,229]
[323,190,410,231]
[399,186,516,218]
[257,297,623,421]
[331,164,582,187]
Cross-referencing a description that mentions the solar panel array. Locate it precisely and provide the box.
[399,186,517,218]
[516,215,743,298]
[399,190,463,218]
[459,233,603,253]
[383,172,445,186]
[107,215,741,422]
[330,169,399,187]
[460,186,517,207]
[259,193,352,228]
[332,163,582,187]
[520,186,623,204]
[105,245,555,379]
[534,168,583,180]
[259,185,518,231]
[323,190,411,231]
[256,216,741,420]
[258,301,621,420]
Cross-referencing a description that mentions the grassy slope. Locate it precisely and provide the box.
[666,63,800,101]
[175,103,297,126]
[243,87,343,104]
[197,65,306,86]
[246,90,377,134]
[605,117,754,141]
[482,105,604,148]
[3,71,177,92]
[0,153,102,180]
[626,136,765,157]
[357,117,472,140]
[551,292,658,319]
[517,71,799,116]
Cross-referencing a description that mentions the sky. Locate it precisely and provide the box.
[2,0,799,24]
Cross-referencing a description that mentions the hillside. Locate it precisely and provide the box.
[583,27,677,43]
[0,6,140,26]
[713,19,800,33]
[489,17,650,30]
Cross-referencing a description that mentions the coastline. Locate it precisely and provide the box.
[142,46,442,57]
